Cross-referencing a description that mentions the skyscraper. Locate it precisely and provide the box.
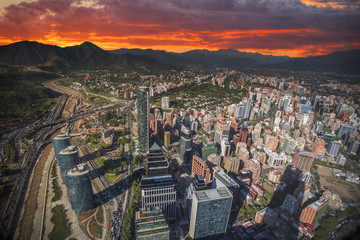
[300,197,328,224]
[141,143,176,220]
[57,146,79,180]
[52,133,70,158]
[135,209,170,240]
[137,86,150,153]
[179,125,192,164]
[293,151,314,172]
[189,188,232,240]
[201,137,217,161]
[191,155,211,185]
[326,141,341,158]
[65,164,94,212]
[242,97,251,120]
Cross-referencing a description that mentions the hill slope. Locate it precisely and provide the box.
[111,48,290,68]
[261,49,360,75]
[0,41,165,72]
[111,47,360,74]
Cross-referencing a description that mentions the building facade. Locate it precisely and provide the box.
[65,164,94,212]
[141,143,176,220]
[202,137,217,162]
[300,197,328,224]
[52,133,70,158]
[57,146,79,180]
[135,209,170,240]
[293,151,314,172]
[191,155,211,185]
[189,188,233,240]
[179,125,192,163]
[137,86,150,153]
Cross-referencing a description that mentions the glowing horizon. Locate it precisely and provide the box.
[0,0,359,58]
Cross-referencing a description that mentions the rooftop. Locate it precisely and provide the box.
[195,187,232,202]
[66,164,89,176]
[59,145,78,155]
[53,133,69,140]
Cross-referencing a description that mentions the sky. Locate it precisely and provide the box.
[0,0,359,57]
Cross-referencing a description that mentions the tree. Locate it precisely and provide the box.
[120,136,127,145]
[121,160,127,171]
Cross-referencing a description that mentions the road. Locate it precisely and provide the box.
[330,213,360,239]
[0,77,134,240]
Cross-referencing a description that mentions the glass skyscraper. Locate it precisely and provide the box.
[189,187,233,239]
[141,143,176,220]
[57,146,79,180]
[137,86,150,153]
[65,164,94,212]
[52,133,70,158]
[179,125,192,163]
[201,137,216,162]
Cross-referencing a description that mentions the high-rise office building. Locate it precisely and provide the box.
[347,140,360,156]
[214,121,230,142]
[161,96,170,109]
[141,143,176,220]
[57,146,79,180]
[281,194,298,216]
[135,209,170,240]
[279,95,291,111]
[201,137,217,162]
[179,125,192,164]
[52,133,70,158]
[326,141,341,158]
[220,139,231,157]
[146,142,168,177]
[336,124,357,139]
[137,86,150,153]
[300,197,328,224]
[212,167,240,194]
[163,131,171,147]
[189,188,232,240]
[242,97,251,120]
[191,155,211,185]
[293,151,314,172]
[65,164,94,212]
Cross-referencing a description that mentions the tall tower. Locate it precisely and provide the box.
[57,146,79,180]
[137,86,150,153]
[189,188,232,239]
[141,143,176,220]
[179,125,192,164]
[65,164,94,212]
[52,133,70,158]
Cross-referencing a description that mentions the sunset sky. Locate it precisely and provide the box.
[0,0,359,57]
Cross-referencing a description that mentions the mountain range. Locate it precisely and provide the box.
[0,41,165,72]
[0,41,359,74]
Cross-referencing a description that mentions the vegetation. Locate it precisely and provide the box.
[314,207,359,240]
[120,170,143,240]
[336,220,360,240]
[314,158,352,172]
[89,217,102,239]
[96,206,104,224]
[48,205,71,240]
[5,144,15,164]
[237,197,268,219]
[51,178,62,202]
[0,69,59,135]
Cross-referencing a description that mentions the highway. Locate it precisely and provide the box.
[0,76,135,240]
[0,93,68,239]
